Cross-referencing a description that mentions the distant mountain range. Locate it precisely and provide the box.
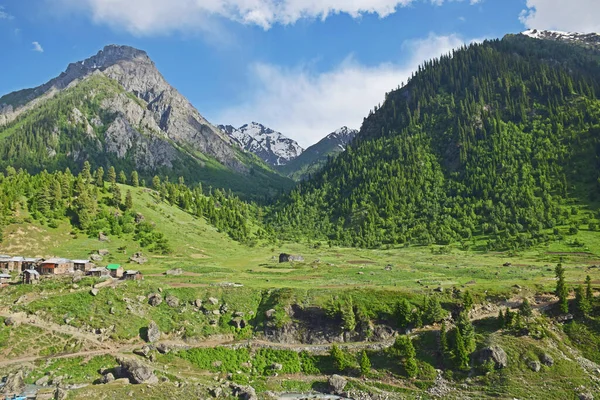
[218,122,303,167]
[522,29,600,49]
[218,123,357,180]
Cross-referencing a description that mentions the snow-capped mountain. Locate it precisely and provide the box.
[278,126,358,181]
[522,29,600,48]
[218,122,304,166]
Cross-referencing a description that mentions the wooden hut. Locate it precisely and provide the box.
[0,256,11,271]
[39,258,73,275]
[22,269,40,284]
[21,258,41,271]
[107,264,124,278]
[7,257,24,272]
[0,273,11,288]
[88,268,109,278]
[124,270,143,281]
[73,260,94,272]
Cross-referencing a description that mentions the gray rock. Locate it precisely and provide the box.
[528,360,541,372]
[54,387,68,400]
[212,361,223,368]
[478,346,508,369]
[98,249,110,256]
[134,346,152,358]
[90,254,103,262]
[103,373,115,384]
[230,383,257,400]
[148,293,162,307]
[328,375,347,395]
[279,254,304,263]
[210,387,223,398]
[165,295,180,308]
[230,317,246,329]
[156,343,172,354]
[90,288,99,296]
[98,233,110,242]
[265,309,276,319]
[146,321,161,343]
[1,370,25,396]
[36,375,50,386]
[540,353,554,367]
[117,356,158,385]
[208,297,219,305]
[195,299,203,308]
[4,317,16,326]
[212,309,221,315]
[129,252,148,265]
[579,393,594,400]
[271,363,283,371]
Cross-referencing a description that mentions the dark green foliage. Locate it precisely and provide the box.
[359,350,371,376]
[462,291,474,312]
[392,335,418,378]
[519,298,533,318]
[575,285,592,316]
[555,265,569,313]
[498,309,505,329]
[453,329,470,371]
[586,275,594,303]
[270,35,600,250]
[424,295,447,325]
[330,344,354,373]
[395,299,415,331]
[131,171,139,187]
[456,311,476,353]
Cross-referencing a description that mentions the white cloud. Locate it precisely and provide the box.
[0,5,14,20]
[216,33,476,147]
[32,42,44,52]
[520,0,600,33]
[55,0,480,34]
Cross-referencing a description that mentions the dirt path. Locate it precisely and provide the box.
[0,311,114,350]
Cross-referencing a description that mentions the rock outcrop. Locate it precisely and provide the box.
[116,356,158,384]
[478,346,508,369]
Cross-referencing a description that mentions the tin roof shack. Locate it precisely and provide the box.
[21,258,41,272]
[22,269,40,284]
[107,264,124,278]
[6,257,25,272]
[88,268,110,278]
[73,260,94,272]
[0,256,11,271]
[39,258,73,275]
[0,273,11,288]
[124,270,143,281]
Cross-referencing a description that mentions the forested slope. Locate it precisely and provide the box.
[272,34,600,249]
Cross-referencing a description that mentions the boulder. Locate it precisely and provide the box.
[54,387,68,400]
[72,271,83,283]
[265,309,276,319]
[129,252,148,265]
[279,254,304,263]
[165,295,180,308]
[579,393,594,400]
[230,317,246,329]
[90,254,103,262]
[478,346,508,369]
[156,343,172,354]
[36,375,50,386]
[117,356,158,385]
[212,361,223,368]
[98,249,110,256]
[528,360,541,372]
[230,383,257,400]
[1,370,25,396]
[208,297,219,305]
[134,346,152,358]
[271,363,283,371]
[148,293,163,307]
[90,288,99,296]
[195,299,203,308]
[98,233,110,242]
[328,375,347,395]
[540,353,554,367]
[146,321,161,343]
[210,387,223,398]
[4,317,17,327]
[102,373,115,384]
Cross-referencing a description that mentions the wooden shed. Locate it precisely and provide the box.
[6,257,25,272]
[0,256,11,271]
[88,268,110,278]
[107,264,124,278]
[22,269,40,284]
[124,270,143,281]
[0,273,11,288]
[39,258,73,275]
[22,258,41,271]
[73,259,94,272]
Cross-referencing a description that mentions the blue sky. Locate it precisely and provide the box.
[0,0,598,147]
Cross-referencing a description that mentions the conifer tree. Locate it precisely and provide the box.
[125,190,133,210]
[107,166,117,184]
[95,167,104,188]
[586,275,593,303]
[575,285,592,316]
[519,298,533,318]
[555,265,569,313]
[131,171,139,187]
[119,170,127,184]
[359,350,371,377]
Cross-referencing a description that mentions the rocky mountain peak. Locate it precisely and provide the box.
[218,122,303,166]
[521,29,600,48]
